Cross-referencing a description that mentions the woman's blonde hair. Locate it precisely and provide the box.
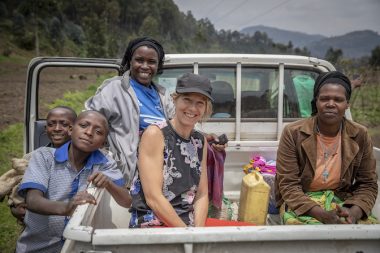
[171,92,213,122]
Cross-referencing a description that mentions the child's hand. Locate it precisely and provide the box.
[65,191,96,216]
[87,172,110,189]
[10,203,27,222]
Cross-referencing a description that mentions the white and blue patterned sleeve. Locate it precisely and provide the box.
[18,147,54,197]
[98,155,125,187]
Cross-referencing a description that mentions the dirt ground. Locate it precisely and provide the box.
[0,59,110,130]
[0,60,28,130]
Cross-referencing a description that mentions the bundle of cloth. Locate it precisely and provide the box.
[207,143,226,209]
[281,190,378,225]
[0,154,31,207]
[207,143,240,221]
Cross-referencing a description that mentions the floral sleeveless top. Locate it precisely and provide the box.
[129,120,204,228]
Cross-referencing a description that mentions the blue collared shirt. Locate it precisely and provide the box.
[130,78,165,131]
[16,142,124,253]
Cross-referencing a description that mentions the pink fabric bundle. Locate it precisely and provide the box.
[243,155,276,175]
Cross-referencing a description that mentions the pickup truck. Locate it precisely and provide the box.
[24,54,380,253]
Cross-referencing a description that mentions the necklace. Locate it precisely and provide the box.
[316,124,341,183]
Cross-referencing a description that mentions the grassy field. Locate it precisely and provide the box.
[351,69,380,147]
[351,72,380,128]
[0,124,23,253]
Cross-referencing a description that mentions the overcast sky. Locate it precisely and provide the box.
[173,0,380,37]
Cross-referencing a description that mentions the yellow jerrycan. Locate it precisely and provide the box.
[238,171,270,225]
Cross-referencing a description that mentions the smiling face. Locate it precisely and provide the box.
[129,46,159,86]
[70,111,108,153]
[46,108,75,148]
[316,83,349,127]
[174,93,207,128]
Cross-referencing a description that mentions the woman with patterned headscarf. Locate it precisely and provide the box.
[275,71,378,225]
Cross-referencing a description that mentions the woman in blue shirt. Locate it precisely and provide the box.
[86,37,225,185]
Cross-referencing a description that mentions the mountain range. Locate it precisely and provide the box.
[241,25,380,58]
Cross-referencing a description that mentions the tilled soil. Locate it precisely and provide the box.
[0,60,28,130]
[0,59,104,130]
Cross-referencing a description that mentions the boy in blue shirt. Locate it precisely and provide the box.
[44,105,77,147]
[8,106,78,222]
[16,110,131,253]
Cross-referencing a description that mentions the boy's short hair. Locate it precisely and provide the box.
[76,110,109,134]
[47,106,77,122]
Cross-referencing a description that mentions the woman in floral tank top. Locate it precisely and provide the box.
[129,73,213,228]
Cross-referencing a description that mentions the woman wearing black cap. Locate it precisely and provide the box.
[275,71,377,224]
[86,37,225,187]
[129,73,212,227]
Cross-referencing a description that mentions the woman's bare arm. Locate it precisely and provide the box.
[138,125,186,227]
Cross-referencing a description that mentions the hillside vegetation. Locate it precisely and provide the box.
[241,25,325,48]
[241,25,380,59]
[307,30,380,58]
[0,0,310,58]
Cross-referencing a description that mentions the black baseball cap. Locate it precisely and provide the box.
[176,73,214,101]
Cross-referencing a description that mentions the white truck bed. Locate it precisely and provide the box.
[62,147,380,253]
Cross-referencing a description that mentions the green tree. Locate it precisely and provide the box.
[1,0,316,57]
[325,47,343,64]
[49,16,64,52]
[0,2,8,19]
[369,45,380,67]
[287,41,293,53]
[83,14,107,57]
[11,11,26,38]
[102,0,120,57]
[139,15,160,39]
[64,21,85,45]
[11,11,34,50]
